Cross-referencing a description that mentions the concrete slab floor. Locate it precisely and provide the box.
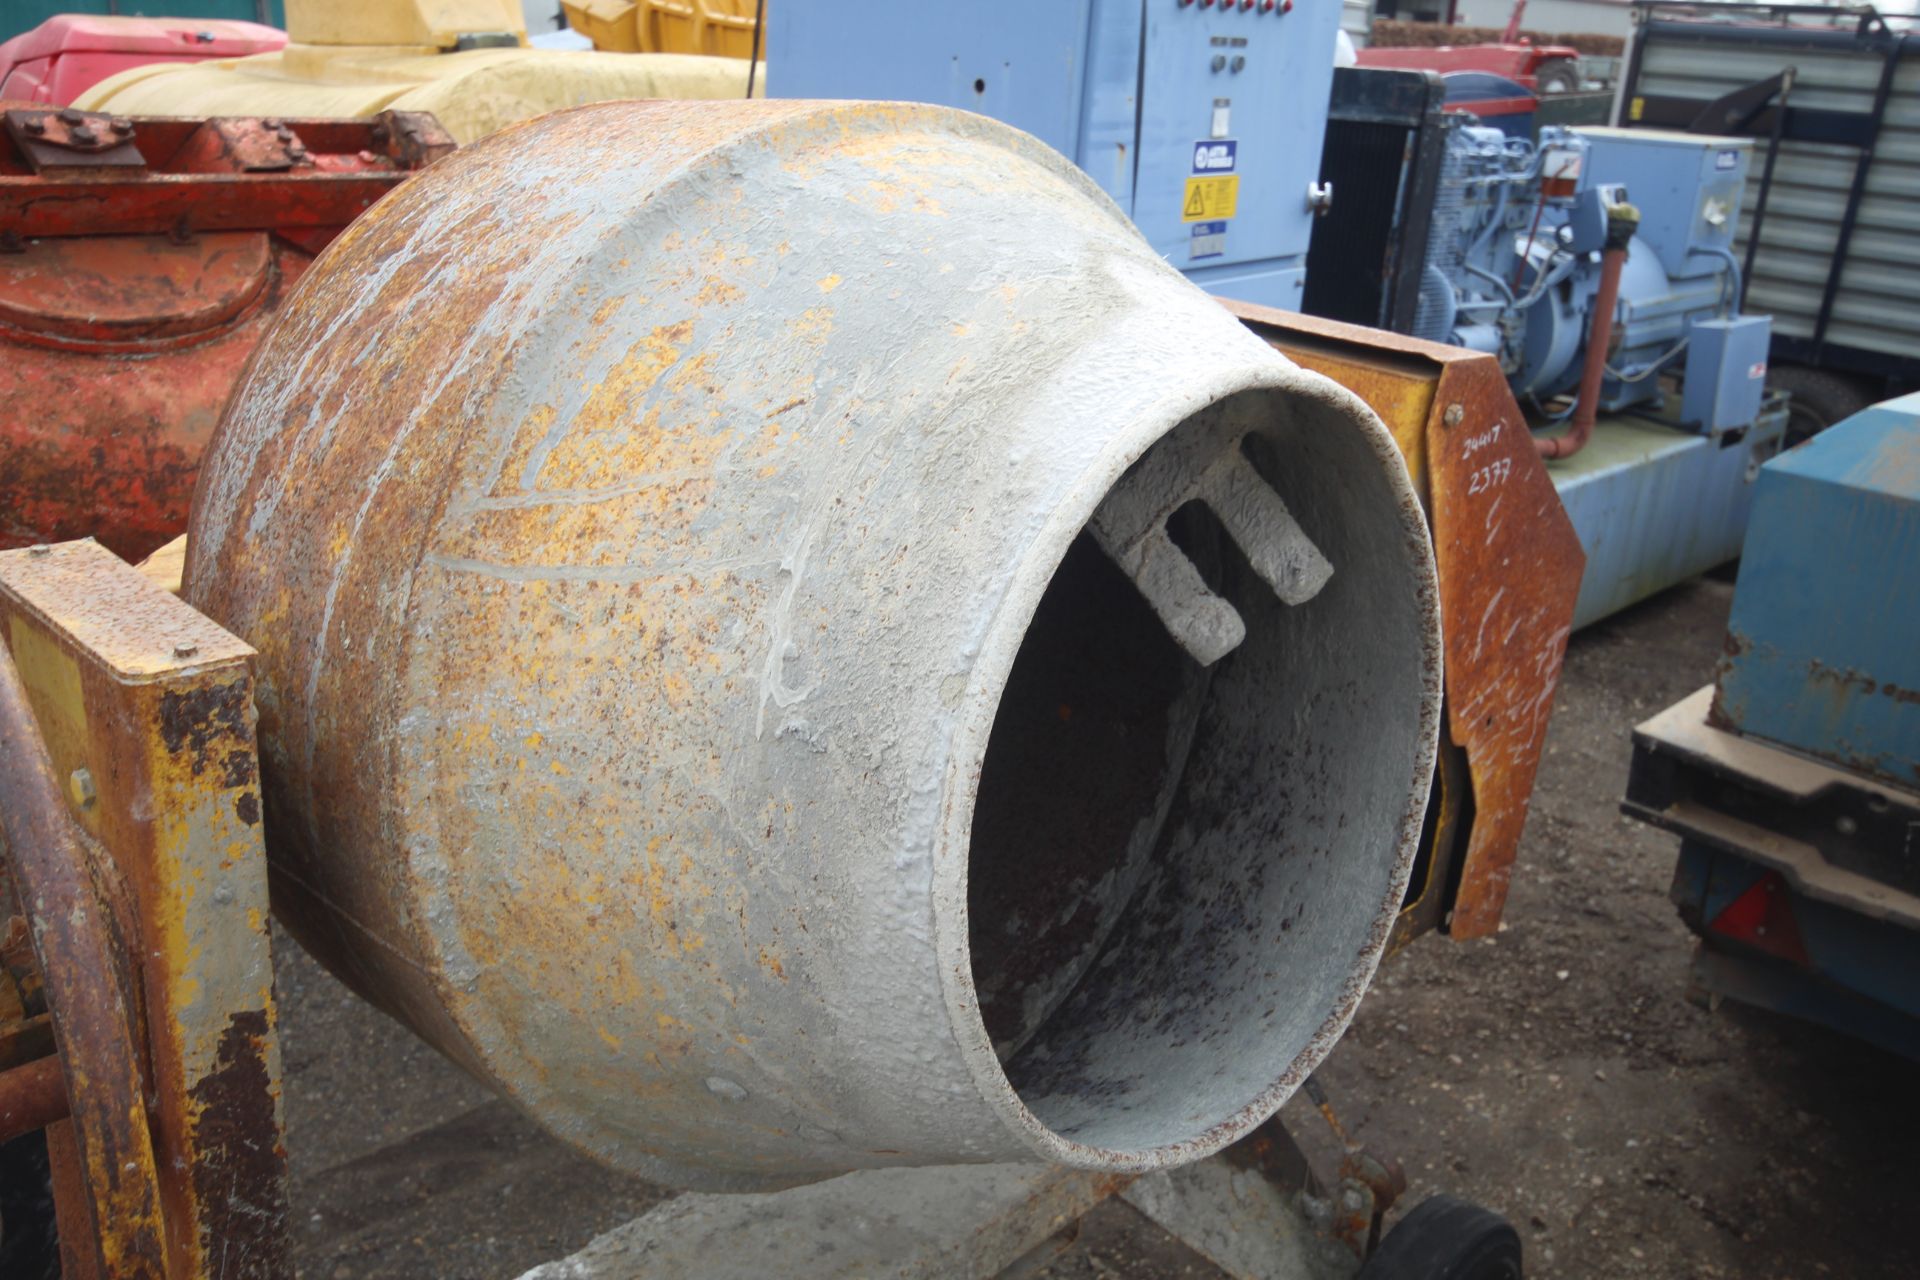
[278,575,1920,1279]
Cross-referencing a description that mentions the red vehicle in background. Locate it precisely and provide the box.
[0,14,285,106]
[1357,1,1583,94]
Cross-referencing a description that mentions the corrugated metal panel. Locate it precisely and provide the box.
[1641,42,1884,110]
[1737,139,1846,344]
[1630,23,1920,363]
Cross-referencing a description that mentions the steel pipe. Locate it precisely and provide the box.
[0,623,167,1271]
[1540,203,1639,461]
[0,1054,69,1146]
[185,99,1442,1190]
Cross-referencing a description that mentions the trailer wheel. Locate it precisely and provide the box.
[1534,59,1580,94]
[1768,364,1870,443]
[1358,1194,1523,1280]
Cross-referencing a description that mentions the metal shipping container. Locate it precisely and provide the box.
[1617,3,1920,433]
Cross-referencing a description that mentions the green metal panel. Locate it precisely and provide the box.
[5,4,286,43]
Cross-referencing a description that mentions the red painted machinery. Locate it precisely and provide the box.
[1358,2,1582,95]
[0,14,286,107]
[0,105,453,562]
[1356,41,1582,94]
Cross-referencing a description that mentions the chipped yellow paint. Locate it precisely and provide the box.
[790,306,834,343]
[1278,343,1438,496]
[694,276,746,307]
[0,540,288,1274]
[5,616,89,816]
[816,274,842,293]
[533,323,693,487]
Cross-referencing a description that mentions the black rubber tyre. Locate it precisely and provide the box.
[1533,59,1580,95]
[1768,363,1871,444]
[1358,1194,1523,1280]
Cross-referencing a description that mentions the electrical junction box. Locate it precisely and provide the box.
[1682,314,1771,433]
[1576,127,1751,278]
[1561,185,1609,255]
[768,0,1343,311]
[1712,393,1920,790]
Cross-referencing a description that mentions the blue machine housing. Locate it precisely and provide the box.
[769,22,1790,637]
[1624,396,1920,1060]
[768,0,1341,310]
[1421,123,1770,430]
[1713,393,1920,791]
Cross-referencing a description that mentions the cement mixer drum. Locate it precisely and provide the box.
[185,99,1442,1190]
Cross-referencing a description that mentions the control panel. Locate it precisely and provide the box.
[1136,0,1339,308]
[768,0,1344,310]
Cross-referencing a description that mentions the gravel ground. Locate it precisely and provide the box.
[278,576,1919,1279]
[1308,578,1919,1280]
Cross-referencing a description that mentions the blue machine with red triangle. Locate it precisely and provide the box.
[1623,393,1920,1058]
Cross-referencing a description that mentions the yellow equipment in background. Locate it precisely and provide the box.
[563,0,760,57]
[75,0,758,144]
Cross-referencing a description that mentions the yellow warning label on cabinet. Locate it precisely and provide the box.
[1182,175,1239,222]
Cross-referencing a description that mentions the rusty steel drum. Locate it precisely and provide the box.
[185,99,1443,1190]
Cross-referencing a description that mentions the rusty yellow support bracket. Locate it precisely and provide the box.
[0,539,290,1279]
[1226,302,1587,943]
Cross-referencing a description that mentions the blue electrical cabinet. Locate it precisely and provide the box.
[1681,315,1771,433]
[768,0,1342,310]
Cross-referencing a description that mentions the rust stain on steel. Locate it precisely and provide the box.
[185,99,1442,1190]
[3,107,145,168]
[1804,658,1920,708]
[0,1052,69,1144]
[157,680,255,778]
[0,236,298,562]
[0,602,167,1277]
[1,869,51,1018]
[0,851,57,1073]
[47,1118,107,1280]
[0,110,456,237]
[0,1011,56,1073]
[1226,301,1586,939]
[186,1010,291,1276]
[0,110,452,563]
[0,540,288,1278]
